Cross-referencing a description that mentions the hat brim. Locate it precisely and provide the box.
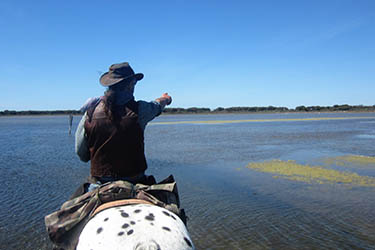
[100,72,144,87]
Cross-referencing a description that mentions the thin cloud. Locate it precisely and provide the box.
[265,19,364,51]
[314,19,363,42]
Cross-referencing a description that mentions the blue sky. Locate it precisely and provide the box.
[0,0,374,111]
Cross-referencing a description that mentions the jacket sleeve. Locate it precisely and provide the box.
[137,100,163,131]
[75,113,90,162]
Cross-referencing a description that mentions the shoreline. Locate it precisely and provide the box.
[2,104,375,117]
[1,109,375,117]
[161,110,375,115]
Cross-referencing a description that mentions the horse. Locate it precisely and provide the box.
[76,199,195,250]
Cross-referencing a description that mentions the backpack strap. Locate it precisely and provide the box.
[86,99,101,122]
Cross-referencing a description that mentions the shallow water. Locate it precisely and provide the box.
[0,112,375,249]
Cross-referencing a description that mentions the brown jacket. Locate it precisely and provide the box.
[84,99,147,177]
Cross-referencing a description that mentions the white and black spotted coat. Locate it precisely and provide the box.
[77,204,195,250]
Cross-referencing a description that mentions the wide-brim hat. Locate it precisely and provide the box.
[99,62,144,87]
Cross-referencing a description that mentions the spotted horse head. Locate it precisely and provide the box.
[76,201,195,250]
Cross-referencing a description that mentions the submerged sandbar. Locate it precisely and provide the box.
[246,158,375,187]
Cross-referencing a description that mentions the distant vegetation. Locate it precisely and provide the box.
[1,105,375,116]
[163,105,375,114]
[0,110,81,116]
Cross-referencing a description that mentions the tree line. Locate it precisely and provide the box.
[0,110,81,116]
[163,105,375,114]
[1,104,375,116]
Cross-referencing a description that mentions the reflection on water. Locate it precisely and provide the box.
[1,113,375,249]
[357,134,375,139]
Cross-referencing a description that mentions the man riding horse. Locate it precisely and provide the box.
[45,62,194,250]
[75,62,172,190]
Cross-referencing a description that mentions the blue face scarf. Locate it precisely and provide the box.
[114,90,134,105]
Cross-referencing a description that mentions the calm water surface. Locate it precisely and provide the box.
[0,113,375,249]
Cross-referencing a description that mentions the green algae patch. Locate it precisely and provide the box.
[323,155,375,167]
[246,160,375,187]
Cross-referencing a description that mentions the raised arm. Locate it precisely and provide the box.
[137,93,172,130]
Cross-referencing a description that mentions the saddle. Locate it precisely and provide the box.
[45,175,186,250]
[91,199,154,217]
